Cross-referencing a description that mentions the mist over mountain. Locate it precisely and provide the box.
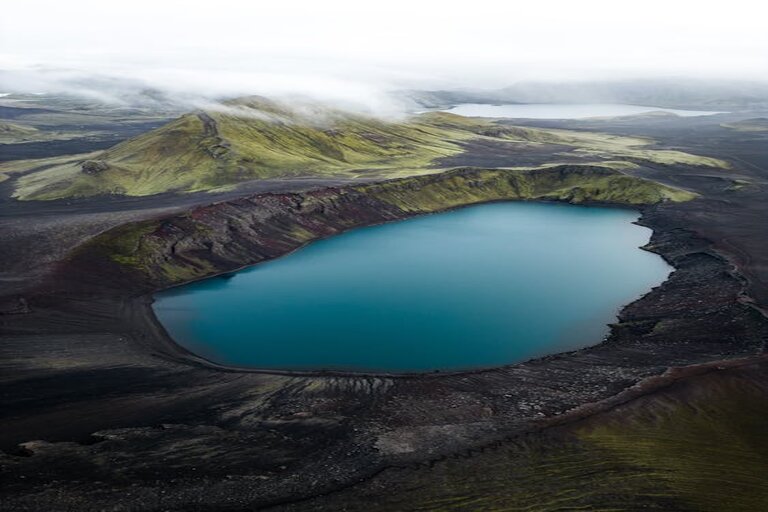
[5,70,768,120]
[405,80,768,111]
[3,1,768,116]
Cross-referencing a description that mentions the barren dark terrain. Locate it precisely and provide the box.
[1,110,768,511]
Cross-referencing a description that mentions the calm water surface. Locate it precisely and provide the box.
[440,103,725,119]
[154,202,670,372]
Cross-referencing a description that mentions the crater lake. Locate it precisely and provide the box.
[153,202,670,373]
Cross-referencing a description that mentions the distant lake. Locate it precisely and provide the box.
[440,103,725,119]
[154,202,670,373]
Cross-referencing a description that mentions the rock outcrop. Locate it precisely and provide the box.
[80,160,110,175]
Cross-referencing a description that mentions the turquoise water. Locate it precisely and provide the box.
[153,202,670,373]
[440,103,725,119]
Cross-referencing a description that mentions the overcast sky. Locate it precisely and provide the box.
[1,0,767,110]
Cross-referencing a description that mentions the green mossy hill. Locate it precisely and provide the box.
[13,96,727,201]
[0,121,39,142]
[72,165,694,289]
[14,99,481,200]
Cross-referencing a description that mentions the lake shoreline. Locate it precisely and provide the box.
[121,199,653,380]
[152,202,669,374]
[58,165,684,378]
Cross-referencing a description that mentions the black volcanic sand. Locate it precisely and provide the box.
[0,118,169,161]
[1,113,768,511]
[431,139,587,168]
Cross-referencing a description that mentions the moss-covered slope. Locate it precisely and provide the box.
[0,121,39,142]
[69,165,694,290]
[13,100,480,200]
[489,125,729,167]
[13,97,728,200]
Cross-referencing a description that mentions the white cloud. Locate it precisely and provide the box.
[1,0,767,110]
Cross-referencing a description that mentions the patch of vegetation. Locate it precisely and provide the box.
[576,374,768,512]
[0,151,100,184]
[0,120,106,145]
[727,179,752,192]
[85,220,162,268]
[491,125,730,168]
[722,118,768,132]
[364,166,696,213]
[0,121,39,142]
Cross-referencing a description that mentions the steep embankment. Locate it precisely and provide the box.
[12,96,727,200]
[67,165,694,291]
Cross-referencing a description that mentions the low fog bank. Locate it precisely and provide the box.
[3,67,768,120]
[405,80,768,111]
[0,67,419,119]
[4,1,767,117]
